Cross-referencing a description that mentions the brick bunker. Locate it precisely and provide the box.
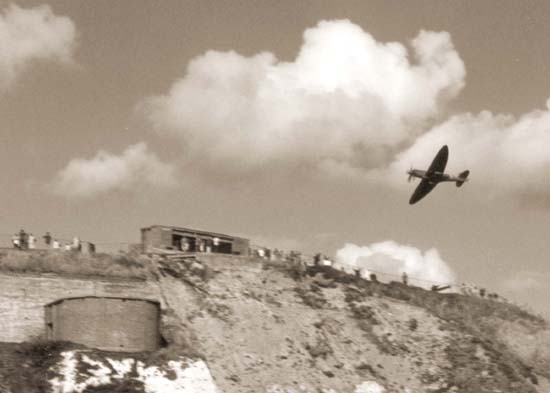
[45,296,161,352]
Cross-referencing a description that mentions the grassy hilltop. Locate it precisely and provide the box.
[0,249,155,280]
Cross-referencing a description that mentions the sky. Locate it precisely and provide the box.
[2,0,550,317]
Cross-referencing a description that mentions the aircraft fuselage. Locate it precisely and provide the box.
[407,169,462,184]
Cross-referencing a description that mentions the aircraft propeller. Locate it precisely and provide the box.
[407,165,413,182]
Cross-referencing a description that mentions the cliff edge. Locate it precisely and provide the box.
[0,253,549,393]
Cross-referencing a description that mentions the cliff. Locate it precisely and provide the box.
[0,253,549,393]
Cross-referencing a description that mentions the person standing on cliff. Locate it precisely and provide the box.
[43,232,52,247]
[12,234,20,249]
[18,229,27,250]
[72,236,81,251]
[28,234,36,249]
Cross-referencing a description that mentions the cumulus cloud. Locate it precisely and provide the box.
[335,241,456,287]
[386,102,550,196]
[52,143,176,198]
[143,19,465,178]
[0,3,76,92]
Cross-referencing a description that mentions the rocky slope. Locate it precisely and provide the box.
[1,254,549,393]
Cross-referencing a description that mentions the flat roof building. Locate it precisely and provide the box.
[141,225,249,256]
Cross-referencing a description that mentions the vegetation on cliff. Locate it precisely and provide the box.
[0,250,155,280]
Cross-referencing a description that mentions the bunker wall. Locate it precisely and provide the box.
[46,297,160,352]
[0,272,162,343]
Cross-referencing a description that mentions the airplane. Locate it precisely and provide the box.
[407,145,469,204]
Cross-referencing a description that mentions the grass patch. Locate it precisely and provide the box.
[308,265,547,329]
[312,264,545,388]
[344,287,403,356]
[82,380,145,393]
[0,339,204,393]
[294,284,328,309]
[0,340,79,393]
[442,334,537,393]
[0,250,155,280]
[262,258,306,281]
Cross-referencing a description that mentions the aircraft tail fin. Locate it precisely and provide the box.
[456,170,470,187]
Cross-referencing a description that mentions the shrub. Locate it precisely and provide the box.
[2,339,77,393]
[294,285,327,309]
[82,380,145,393]
[305,338,332,359]
[262,259,306,281]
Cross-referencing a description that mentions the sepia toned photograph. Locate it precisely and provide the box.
[0,1,549,392]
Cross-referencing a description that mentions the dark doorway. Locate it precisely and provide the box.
[172,234,183,250]
[218,242,232,254]
[185,236,196,252]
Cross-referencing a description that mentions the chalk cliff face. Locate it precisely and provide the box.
[0,254,549,393]
[49,351,219,393]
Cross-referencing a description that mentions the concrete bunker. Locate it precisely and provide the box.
[45,296,160,352]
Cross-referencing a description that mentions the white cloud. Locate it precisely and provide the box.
[386,103,550,195]
[52,142,176,198]
[143,20,465,178]
[0,3,76,92]
[336,241,456,287]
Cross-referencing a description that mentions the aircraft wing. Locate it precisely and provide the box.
[409,179,438,204]
[427,145,449,174]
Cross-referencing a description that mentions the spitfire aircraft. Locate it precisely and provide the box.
[407,145,469,204]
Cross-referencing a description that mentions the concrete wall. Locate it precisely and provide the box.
[141,227,169,251]
[46,297,160,352]
[0,272,162,343]
[232,237,250,256]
